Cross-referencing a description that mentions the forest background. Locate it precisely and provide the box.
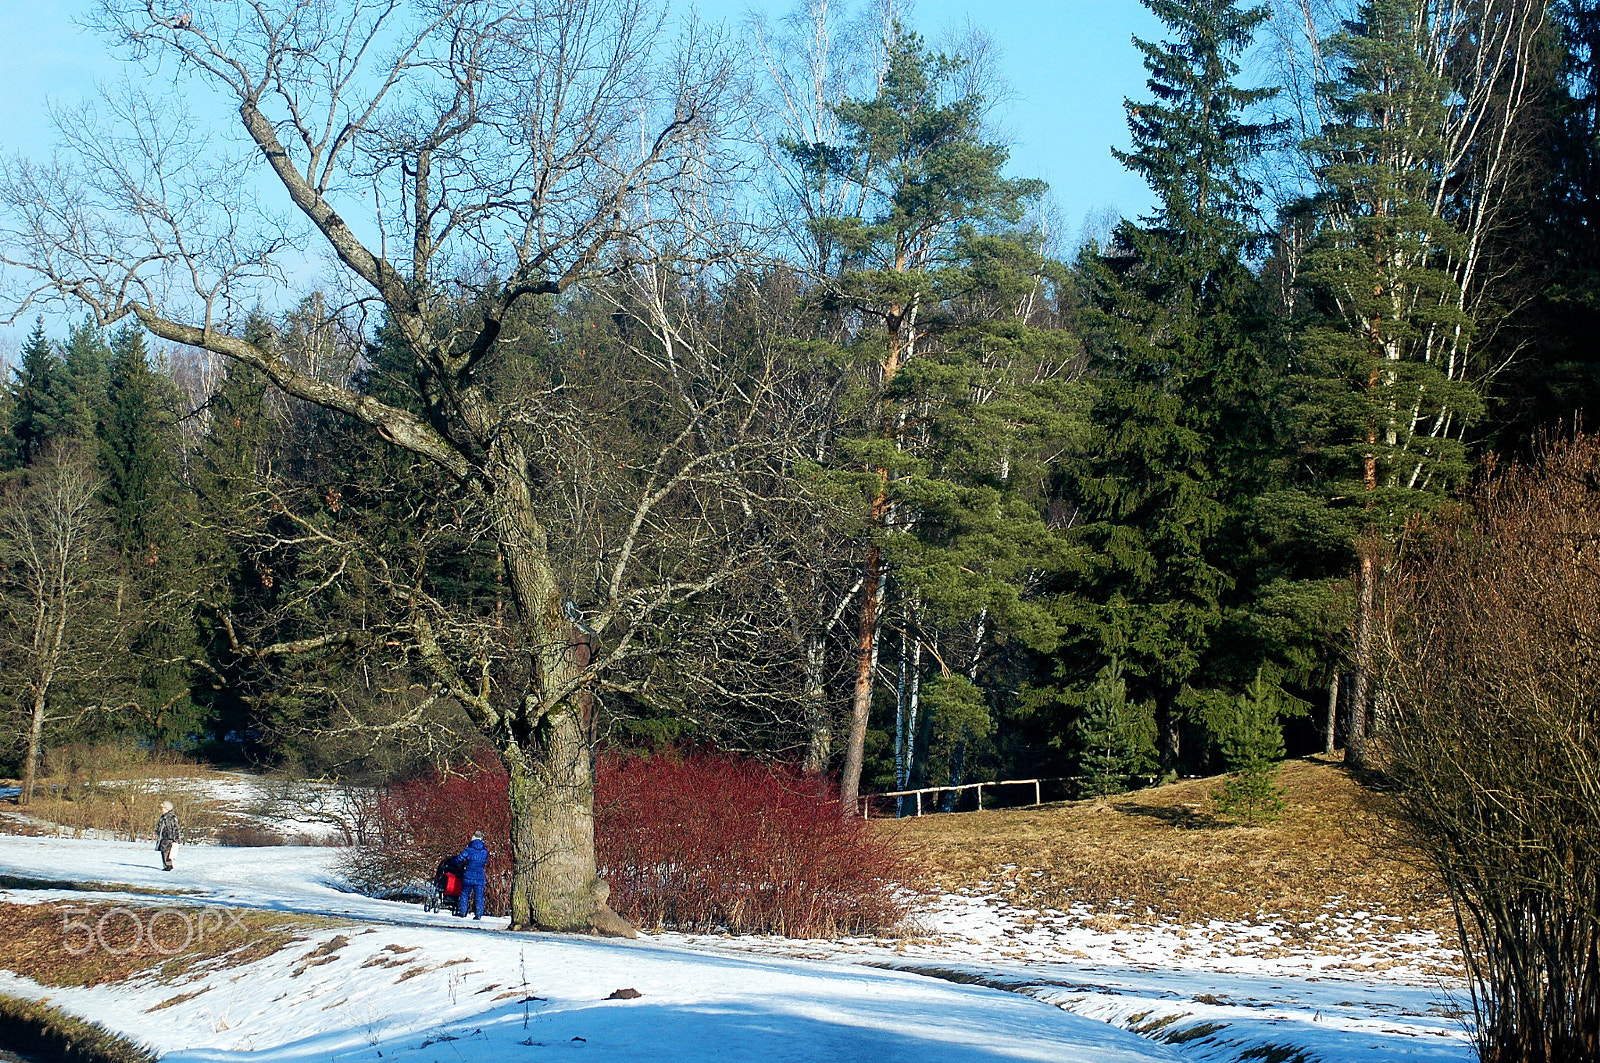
[0,0,1594,825]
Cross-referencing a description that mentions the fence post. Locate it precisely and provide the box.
[1035,780,1041,807]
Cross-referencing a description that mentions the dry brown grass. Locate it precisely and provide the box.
[0,902,330,988]
[17,782,228,842]
[1,744,235,841]
[880,759,1452,936]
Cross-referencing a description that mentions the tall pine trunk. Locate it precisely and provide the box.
[839,546,884,817]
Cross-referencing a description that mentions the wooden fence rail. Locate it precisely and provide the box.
[857,778,1059,818]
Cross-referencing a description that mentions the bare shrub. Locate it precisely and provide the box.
[19,745,222,841]
[212,821,288,847]
[1382,433,1600,1062]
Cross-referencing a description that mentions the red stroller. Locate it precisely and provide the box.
[424,855,465,913]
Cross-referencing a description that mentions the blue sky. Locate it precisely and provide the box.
[0,0,1165,347]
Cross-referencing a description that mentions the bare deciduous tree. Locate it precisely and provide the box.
[0,0,745,932]
[0,448,118,806]
[1382,433,1600,1062]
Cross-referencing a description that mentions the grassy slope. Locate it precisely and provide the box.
[881,759,1453,938]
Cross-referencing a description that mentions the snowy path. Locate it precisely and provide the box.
[0,836,1474,1062]
[0,836,1174,1063]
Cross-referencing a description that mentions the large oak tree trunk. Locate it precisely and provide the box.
[492,468,633,936]
[505,709,610,932]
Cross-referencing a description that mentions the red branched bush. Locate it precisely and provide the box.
[338,758,513,916]
[342,750,909,937]
[596,752,909,937]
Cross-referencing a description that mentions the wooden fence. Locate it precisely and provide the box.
[858,778,1057,818]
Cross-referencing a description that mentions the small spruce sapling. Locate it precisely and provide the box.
[1074,659,1158,798]
[1207,674,1299,824]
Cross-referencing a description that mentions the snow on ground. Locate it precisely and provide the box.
[0,833,1475,1063]
[143,773,360,844]
[660,891,1472,1062]
[0,836,1172,1063]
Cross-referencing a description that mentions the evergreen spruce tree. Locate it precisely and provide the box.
[1207,673,1295,824]
[61,318,111,446]
[99,323,199,742]
[190,316,276,753]
[100,325,184,559]
[1074,658,1158,798]
[1489,1,1600,449]
[7,319,75,469]
[1065,0,1277,771]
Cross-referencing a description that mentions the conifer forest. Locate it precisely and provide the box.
[2,0,1599,981]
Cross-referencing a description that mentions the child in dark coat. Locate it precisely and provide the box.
[455,831,490,919]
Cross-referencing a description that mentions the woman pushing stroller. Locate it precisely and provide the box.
[452,831,490,919]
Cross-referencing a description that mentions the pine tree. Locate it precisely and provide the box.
[1066,0,1277,771]
[61,318,111,446]
[1074,658,1158,798]
[1207,673,1296,824]
[1293,0,1484,766]
[99,323,199,742]
[788,23,1051,813]
[100,324,184,559]
[190,319,276,754]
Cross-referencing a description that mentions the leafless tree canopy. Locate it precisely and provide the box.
[0,0,775,933]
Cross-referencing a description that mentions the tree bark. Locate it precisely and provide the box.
[504,708,611,932]
[839,545,883,817]
[18,689,48,808]
[1159,701,1182,775]
[1348,546,1376,771]
[801,633,832,774]
[490,464,632,935]
[1324,672,1339,756]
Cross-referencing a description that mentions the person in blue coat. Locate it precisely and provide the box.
[454,831,490,919]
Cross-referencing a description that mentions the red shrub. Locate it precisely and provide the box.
[344,750,909,937]
[596,752,909,937]
[339,758,513,916]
